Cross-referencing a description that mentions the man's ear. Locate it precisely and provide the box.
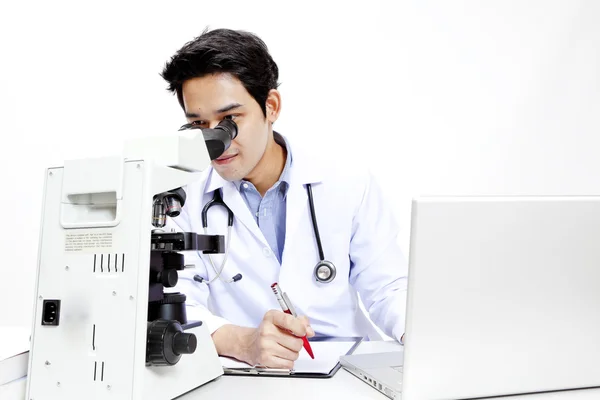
[265,89,282,123]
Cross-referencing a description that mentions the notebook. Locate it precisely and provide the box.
[220,336,362,378]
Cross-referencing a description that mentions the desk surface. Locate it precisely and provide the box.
[181,341,600,400]
[5,336,600,400]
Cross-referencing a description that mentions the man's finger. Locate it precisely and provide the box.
[264,355,294,369]
[297,315,315,337]
[268,341,300,362]
[267,310,307,337]
[274,327,304,352]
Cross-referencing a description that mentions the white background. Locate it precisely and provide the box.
[0,0,598,329]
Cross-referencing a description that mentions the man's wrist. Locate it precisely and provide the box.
[211,324,254,362]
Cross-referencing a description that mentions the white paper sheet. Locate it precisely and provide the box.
[0,327,30,386]
[220,340,358,374]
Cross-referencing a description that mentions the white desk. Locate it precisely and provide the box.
[180,340,600,400]
[6,339,600,400]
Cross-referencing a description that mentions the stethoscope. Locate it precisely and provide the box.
[193,188,240,285]
[305,183,337,283]
[193,183,337,285]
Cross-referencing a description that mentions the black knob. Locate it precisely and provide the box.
[173,331,197,355]
[150,269,178,288]
[160,270,178,287]
[146,319,197,366]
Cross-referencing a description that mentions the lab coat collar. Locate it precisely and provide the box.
[203,132,322,195]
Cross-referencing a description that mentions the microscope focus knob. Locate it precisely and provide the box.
[146,319,197,366]
[160,269,179,287]
[173,331,197,355]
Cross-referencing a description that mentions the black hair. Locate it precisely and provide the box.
[161,28,280,117]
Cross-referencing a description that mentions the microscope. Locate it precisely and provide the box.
[25,120,238,400]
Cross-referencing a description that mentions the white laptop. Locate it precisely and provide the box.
[341,196,600,399]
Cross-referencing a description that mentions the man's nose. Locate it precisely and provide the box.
[208,121,221,129]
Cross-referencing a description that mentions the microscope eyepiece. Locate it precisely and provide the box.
[215,118,238,140]
[178,119,239,160]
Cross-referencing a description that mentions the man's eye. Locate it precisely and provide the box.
[191,120,206,126]
[223,115,237,121]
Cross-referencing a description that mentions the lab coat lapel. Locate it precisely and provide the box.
[284,182,310,255]
[283,141,323,263]
[221,181,270,249]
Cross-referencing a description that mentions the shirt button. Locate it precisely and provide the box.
[263,247,271,257]
[243,183,249,189]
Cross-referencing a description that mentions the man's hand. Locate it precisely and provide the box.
[212,310,315,369]
[241,310,315,368]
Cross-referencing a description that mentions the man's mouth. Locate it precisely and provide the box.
[215,154,238,165]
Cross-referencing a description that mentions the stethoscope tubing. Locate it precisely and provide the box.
[198,184,336,284]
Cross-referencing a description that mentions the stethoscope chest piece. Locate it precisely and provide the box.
[314,260,336,283]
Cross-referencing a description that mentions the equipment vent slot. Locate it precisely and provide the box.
[94,253,126,274]
[93,361,106,381]
[92,324,96,351]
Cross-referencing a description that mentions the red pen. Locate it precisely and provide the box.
[271,282,314,359]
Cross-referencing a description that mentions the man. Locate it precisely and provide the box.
[160,28,407,369]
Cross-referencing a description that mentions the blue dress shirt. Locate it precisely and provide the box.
[234,132,292,264]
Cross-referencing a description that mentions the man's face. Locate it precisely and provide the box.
[181,73,270,181]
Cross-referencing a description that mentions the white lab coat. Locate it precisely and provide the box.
[165,136,408,342]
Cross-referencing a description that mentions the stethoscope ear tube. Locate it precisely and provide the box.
[201,188,233,228]
[306,184,337,284]
[196,189,238,285]
[306,184,326,261]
